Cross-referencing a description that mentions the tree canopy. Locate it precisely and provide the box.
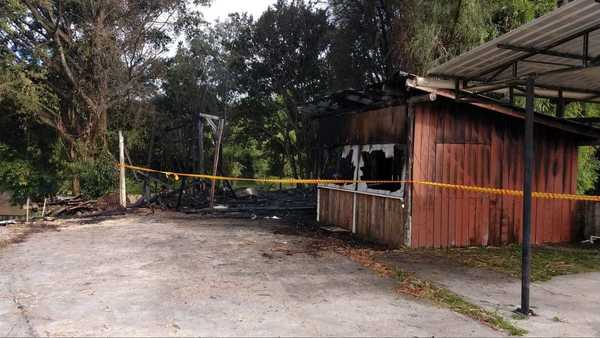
[2,0,598,203]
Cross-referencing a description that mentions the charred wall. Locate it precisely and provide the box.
[316,105,408,147]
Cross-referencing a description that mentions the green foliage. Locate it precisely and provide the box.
[401,0,556,74]
[0,144,57,204]
[577,146,599,194]
[4,0,600,202]
[67,151,118,199]
[220,1,330,178]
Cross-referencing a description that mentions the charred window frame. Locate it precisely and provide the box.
[357,144,406,196]
[321,144,407,197]
[321,146,357,188]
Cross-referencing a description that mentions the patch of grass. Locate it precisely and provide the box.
[394,270,527,336]
[425,245,600,282]
[512,312,528,321]
[338,247,527,336]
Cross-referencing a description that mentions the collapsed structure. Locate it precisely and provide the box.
[304,0,600,249]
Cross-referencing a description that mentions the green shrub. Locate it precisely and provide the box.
[72,151,118,199]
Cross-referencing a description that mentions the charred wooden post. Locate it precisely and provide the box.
[175,177,188,211]
[209,118,225,209]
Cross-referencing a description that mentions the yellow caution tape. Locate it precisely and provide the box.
[116,163,600,202]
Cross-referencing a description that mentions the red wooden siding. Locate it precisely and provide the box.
[318,188,353,230]
[318,188,406,247]
[355,194,405,247]
[411,101,578,248]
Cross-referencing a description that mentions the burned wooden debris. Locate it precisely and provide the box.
[184,188,317,218]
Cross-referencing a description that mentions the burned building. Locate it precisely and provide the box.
[304,75,600,248]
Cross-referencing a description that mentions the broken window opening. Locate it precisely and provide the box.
[321,144,407,198]
[358,144,406,196]
[321,146,356,187]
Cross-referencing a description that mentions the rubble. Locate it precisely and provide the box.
[44,192,126,218]
[184,188,316,219]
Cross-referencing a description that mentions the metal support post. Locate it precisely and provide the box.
[520,77,535,316]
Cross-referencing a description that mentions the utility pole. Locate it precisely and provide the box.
[119,131,127,208]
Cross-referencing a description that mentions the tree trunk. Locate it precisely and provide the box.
[70,144,81,195]
[197,112,204,173]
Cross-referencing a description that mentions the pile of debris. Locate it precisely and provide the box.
[184,187,317,219]
[45,192,126,218]
[45,196,97,217]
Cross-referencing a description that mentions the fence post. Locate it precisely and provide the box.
[119,131,127,208]
[42,197,47,218]
[25,197,30,223]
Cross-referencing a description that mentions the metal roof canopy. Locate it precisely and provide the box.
[428,0,600,106]
[427,0,600,318]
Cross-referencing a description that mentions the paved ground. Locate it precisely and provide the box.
[379,251,600,337]
[0,213,498,337]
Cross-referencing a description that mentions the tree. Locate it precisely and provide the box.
[328,0,556,81]
[328,0,407,89]
[0,50,59,203]
[1,0,208,193]
[223,1,331,178]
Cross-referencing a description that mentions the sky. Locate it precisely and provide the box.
[168,0,276,55]
[201,0,277,23]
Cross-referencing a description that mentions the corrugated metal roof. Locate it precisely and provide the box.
[428,0,600,97]
[405,76,600,142]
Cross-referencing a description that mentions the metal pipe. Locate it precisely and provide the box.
[520,77,535,316]
[411,76,600,103]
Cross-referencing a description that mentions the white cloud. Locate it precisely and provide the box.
[167,0,276,56]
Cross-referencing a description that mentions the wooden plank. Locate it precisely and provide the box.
[411,104,424,247]
[546,136,559,243]
[375,196,384,241]
[447,145,457,247]
[534,132,546,245]
[568,142,578,241]
[425,104,438,247]
[478,145,490,245]
[489,121,503,245]
[514,128,524,243]
[506,130,519,243]
[471,144,480,246]
[437,110,446,248]
[561,141,572,242]
[442,106,452,247]
[552,139,565,243]
[455,144,466,246]
[434,121,445,248]
[320,189,329,224]
[498,126,509,245]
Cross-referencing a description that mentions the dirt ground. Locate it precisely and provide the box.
[377,251,600,337]
[0,212,498,337]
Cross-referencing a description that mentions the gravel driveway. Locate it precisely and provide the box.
[0,213,498,337]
